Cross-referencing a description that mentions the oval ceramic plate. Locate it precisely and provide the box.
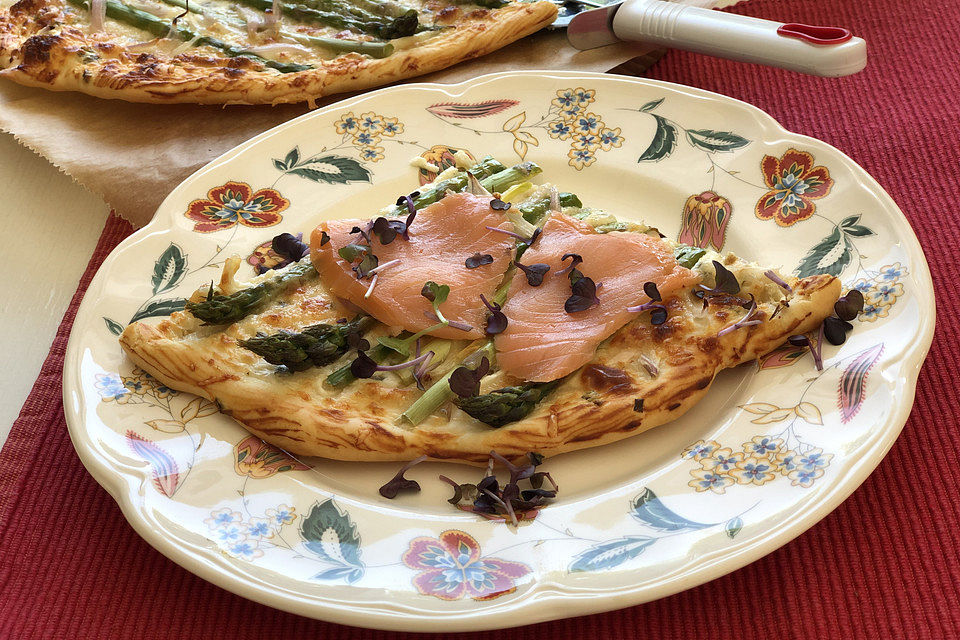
[64,71,934,632]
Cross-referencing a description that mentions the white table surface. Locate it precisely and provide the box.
[0,132,109,447]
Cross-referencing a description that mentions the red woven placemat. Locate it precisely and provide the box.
[1,0,956,637]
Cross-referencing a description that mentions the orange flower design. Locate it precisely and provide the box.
[185,182,288,233]
[234,436,310,479]
[755,149,833,226]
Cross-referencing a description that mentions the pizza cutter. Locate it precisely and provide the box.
[559,0,867,77]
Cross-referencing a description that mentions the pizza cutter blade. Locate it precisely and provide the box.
[558,0,867,77]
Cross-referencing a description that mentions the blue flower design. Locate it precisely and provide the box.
[227,540,263,560]
[205,508,243,529]
[861,303,884,321]
[553,89,577,109]
[878,263,905,281]
[215,524,247,544]
[266,505,297,526]
[576,114,601,134]
[356,132,375,146]
[745,437,781,458]
[247,518,273,539]
[548,120,572,139]
[797,450,830,470]
[94,373,130,402]
[382,121,400,135]
[682,440,719,460]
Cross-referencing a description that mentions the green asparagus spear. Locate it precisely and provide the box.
[66,0,311,73]
[185,262,315,325]
[454,380,561,428]
[400,342,494,425]
[240,316,372,371]
[392,156,507,213]
[455,0,508,7]
[154,0,394,57]
[519,192,582,224]
[233,0,417,40]
[298,0,424,33]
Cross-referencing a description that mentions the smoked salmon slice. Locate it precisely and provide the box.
[494,213,700,382]
[310,192,515,339]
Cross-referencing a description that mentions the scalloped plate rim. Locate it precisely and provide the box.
[62,71,936,632]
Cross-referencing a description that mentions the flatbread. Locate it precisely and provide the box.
[0,0,556,104]
[120,253,839,463]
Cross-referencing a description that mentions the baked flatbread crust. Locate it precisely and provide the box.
[120,254,839,463]
[0,0,556,104]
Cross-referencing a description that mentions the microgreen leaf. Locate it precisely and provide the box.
[565,274,601,313]
[764,269,792,293]
[449,356,490,398]
[490,198,511,211]
[378,455,427,499]
[823,316,853,345]
[350,350,378,378]
[465,253,494,269]
[319,231,331,246]
[421,281,449,305]
[480,294,508,335]
[515,261,550,286]
[712,260,740,294]
[834,289,864,321]
[557,253,582,276]
[271,232,309,262]
[643,281,662,302]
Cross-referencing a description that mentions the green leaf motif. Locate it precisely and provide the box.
[151,243,187,295]
[795,226,852,278]
[639,97,664,112]
[272,146,301,171]
[301,499,364,583]
[287,155,371,184]
[631,487,711,531]
[685,129,751,153]
[570,536,656,572]
[103,317,124,335]
[129,298,186,323]
[638,115,677,162]
[839,214,875,237]
[725,516,743,539]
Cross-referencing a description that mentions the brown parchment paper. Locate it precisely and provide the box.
[0,29,658,228]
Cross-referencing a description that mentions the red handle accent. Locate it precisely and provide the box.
[777,23,853,45]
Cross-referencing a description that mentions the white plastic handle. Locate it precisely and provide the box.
[611,0,866,77]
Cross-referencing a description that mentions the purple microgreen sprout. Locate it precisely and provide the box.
[449,356,490,398]
[626,281,667,324]
[351,350,433,379]
[515,261,550,287]
[490,198,511,211]
[319,230,331,246]
[378,454,427,499]
[788,326,824,371]
[413,350,435,391]
[557,253,583,276]
[347,332,370,351]
[480,294,508,335]
[396,191,419,216]
[834,289,865,321]
[764,269,793,293]
[349,224,371,243]
[565,270,601,313]
[465,253,494,269]
[717,295,762,337]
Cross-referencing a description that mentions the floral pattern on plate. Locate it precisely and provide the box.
[63,72,934,630]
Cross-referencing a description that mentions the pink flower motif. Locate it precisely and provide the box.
[679,191,731,250]
[402,530,531,601]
